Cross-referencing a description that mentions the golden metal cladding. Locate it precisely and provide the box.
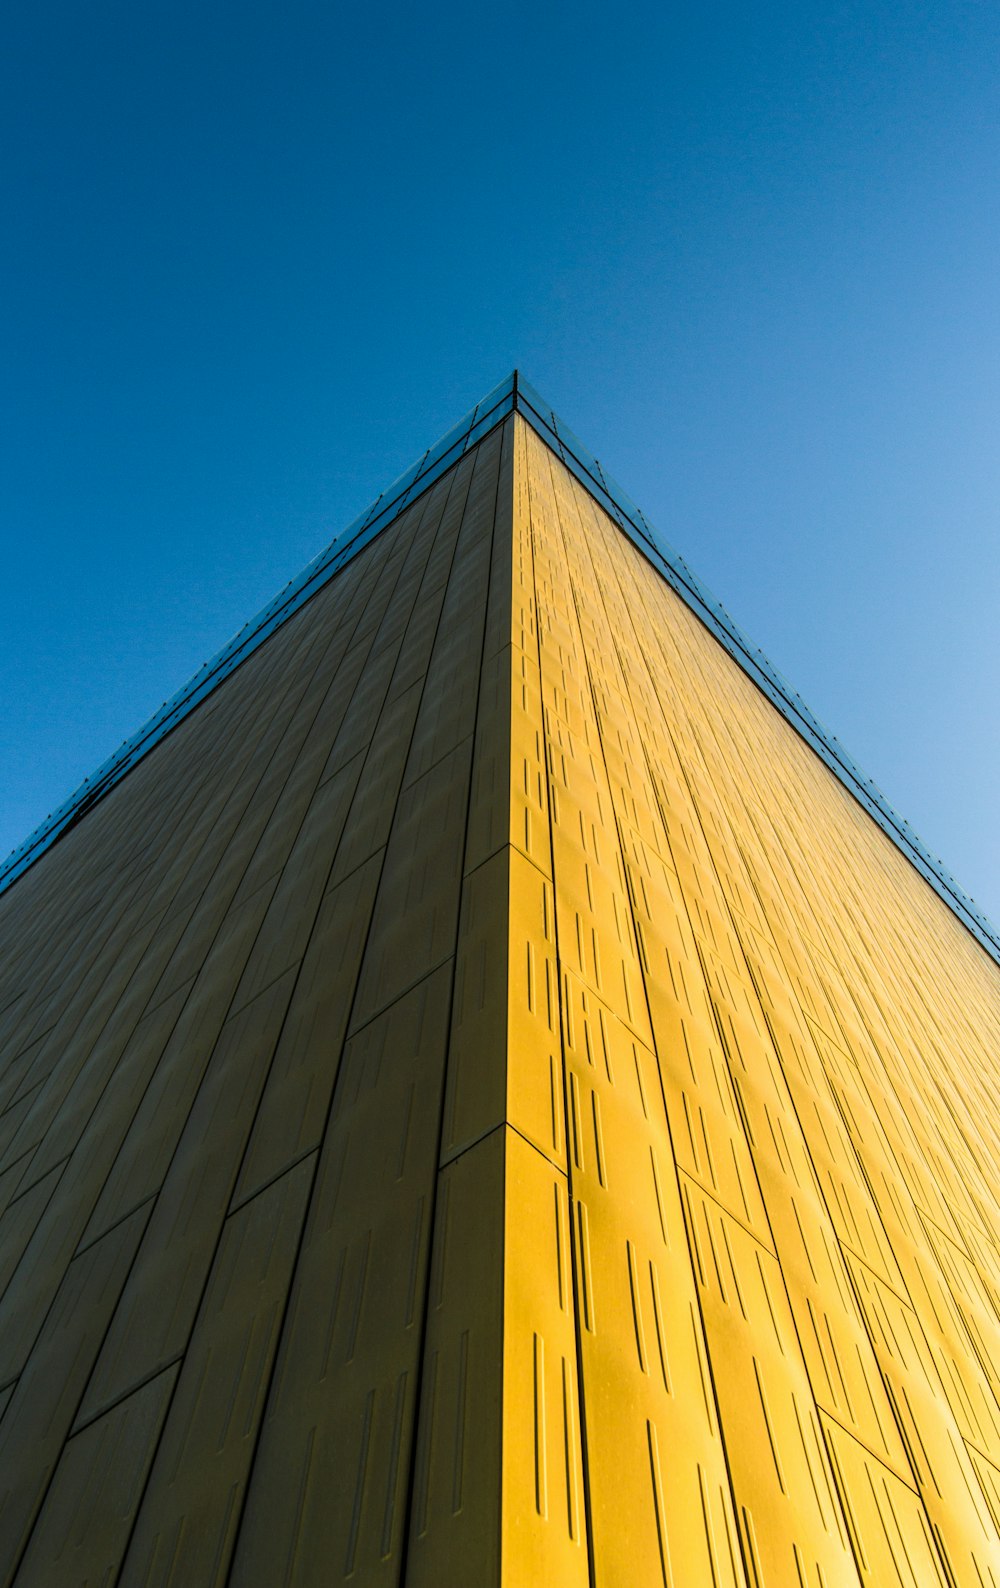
[0,413,999,1585]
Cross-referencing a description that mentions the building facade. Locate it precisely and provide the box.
[1,379,1000,1585]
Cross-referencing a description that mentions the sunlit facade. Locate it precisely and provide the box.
[1,379,999,1585]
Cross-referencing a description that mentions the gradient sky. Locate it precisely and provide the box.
[3,0,999,923]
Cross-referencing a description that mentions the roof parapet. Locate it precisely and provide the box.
[4,373,996,972]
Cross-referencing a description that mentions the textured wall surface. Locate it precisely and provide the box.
[1,412,1000,1586]
[517,420,1000,1587]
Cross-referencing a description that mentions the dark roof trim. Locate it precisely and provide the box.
[4,373,997,973]
[0,376,517,899]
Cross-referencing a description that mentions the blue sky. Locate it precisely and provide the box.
[2,0,998,923]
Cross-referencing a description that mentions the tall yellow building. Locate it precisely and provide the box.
[2,375,1000,1587]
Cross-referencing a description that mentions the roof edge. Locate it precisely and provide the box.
[3,373,997,975]
[0,375,518,899]
[515,378,1000,968]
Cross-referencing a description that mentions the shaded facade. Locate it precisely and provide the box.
[2,389,1000,1586]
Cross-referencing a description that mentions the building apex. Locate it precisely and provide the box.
[3,374,996,968]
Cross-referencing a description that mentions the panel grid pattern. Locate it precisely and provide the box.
[521,418,1000,1588]
[1,414,1000,1586]
[0,425,507,1586]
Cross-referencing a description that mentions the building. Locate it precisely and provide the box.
[1,374,1000,1586]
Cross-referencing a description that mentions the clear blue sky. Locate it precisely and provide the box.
[2,0,998,923]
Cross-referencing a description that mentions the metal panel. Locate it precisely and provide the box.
[77,968,300,1425]
[14,1370,177,1588]
[441,846,562,1169]
[405,1125,589,1588]
[682,1178,858,1584]
[120,1159,315,1585]
[0,1203,153,1576]
[562,974,747,1588]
